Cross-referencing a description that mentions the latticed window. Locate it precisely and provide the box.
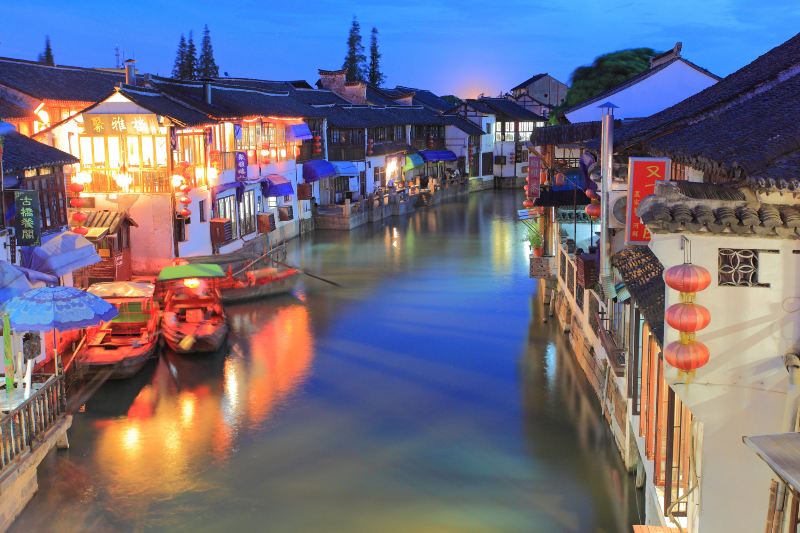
[718,248,775,287]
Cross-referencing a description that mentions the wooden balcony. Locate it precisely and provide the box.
[327,145,366,161]
[410,138,446,151]
[80,168,174,194]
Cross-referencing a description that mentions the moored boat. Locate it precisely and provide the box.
[77,281,159,379]
[157,264,228,354]
[219,266,301,304]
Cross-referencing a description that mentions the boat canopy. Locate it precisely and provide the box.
[157,264,226,281]
[87,281,155,299]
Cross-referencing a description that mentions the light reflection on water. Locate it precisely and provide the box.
[12,191,637,532]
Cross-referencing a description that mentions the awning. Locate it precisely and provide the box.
[402,153,424,172]
[418,150,457,162]
[285,123,313,142]
[211,181,245,202]
[332,161,359,177]
[261,174,294,197]
[21,230,101,278]
[302,159,336,183]
[744,433,800,494]
[0,261,33,301]
[157,264,226,282]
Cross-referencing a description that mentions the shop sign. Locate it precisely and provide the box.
[626,157,670,245]
[235,151,248,181]
[527,155,541,198]
[14,191,42,246]
[82,113,159,135]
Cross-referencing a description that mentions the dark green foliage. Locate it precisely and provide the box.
[198,25,219,79]
[185,31,198,80]
[172,34,187,79]
[563,48,659,109]
[368,27,384,86]
[342,17,367,82]
[38,36,54,66]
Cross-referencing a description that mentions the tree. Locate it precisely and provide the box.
[368,27,384,86]
[342,17,367,82]
[184,31,198,80]
[197,24,219,79]
[562,48,659,109]
[38,36,54,66]
[172,34,187,79]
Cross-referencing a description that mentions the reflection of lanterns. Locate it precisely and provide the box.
[171,175,185,188]
[68,182,84,194]
[179,195,191,206]
[664,257,712,375]
[279,148,286,158]
[70,197,85,208]
[183,278,200,289]
[115,173,132,191]
[180,208,192,217]
[585,202,601,219]
[71,226,89,236]
[72,211,88,224]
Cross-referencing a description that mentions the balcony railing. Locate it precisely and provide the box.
[297,143,323,163]
[554,157,581,169]
[327,145,366,161]
[0,374,66,472]
[410,139,445,151]
[80,168,173,193]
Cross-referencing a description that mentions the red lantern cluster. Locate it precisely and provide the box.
[663,262,712,375]
[68,180,89,235]
[585,201,601,219]
[313,135,322,155]
[180,208,192,217]
[367,138,374,156]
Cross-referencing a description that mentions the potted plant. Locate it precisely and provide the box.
[522,220,544,257]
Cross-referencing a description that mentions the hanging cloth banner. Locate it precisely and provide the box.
[625,157,671,245]
[14,191,42,247]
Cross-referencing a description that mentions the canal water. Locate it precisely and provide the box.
[13,190,638,532]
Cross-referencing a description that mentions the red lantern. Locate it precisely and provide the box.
[585,203,601,219]
[72,212,88,224]
[533,206,545,216]
[179,184,191,194]
[68,182,84,194]
[664,340,710,372]
[666,303,711,332]
[664,263,711,294]
[367,138,375,156]
[70,197,85,208]
[178,195,191,206]
[71,226,89,236]
[180,208,191,217]
[555,172,566,186]
[585,188,597,200]
[523,199,534,209]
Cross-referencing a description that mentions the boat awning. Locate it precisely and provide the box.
[285,123,313,142]
[21,230,101,278]
[332,161,359,177]
[261,174,294,197]
[211,181,245,202]
[157,264,226,282]
[87,281,155,299]
[418,150,457,162]
[302,159,336,183]
[402,153,424,172]
[744,433,800,494]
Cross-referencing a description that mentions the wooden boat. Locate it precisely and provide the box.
[219,266,301,304]
[157,264,228,354]
[77,282,159,379]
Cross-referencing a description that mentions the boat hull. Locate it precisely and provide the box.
[221,271,300,304]
[77,340,158,380]
[162,315,228,354]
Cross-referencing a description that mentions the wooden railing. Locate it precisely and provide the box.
[0,374,66,471]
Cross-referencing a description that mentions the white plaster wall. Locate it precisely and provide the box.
[566,61,718,122]
[649,233,796,533]
[177,188,212,258]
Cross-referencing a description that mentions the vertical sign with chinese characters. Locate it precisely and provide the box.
[14,191,42,246]
[625,157,671,245]
[235,152,248,181]
[527,154,541,198]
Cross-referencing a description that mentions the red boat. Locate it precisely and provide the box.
[158,264,228,354]
[77,282,160,379]
[218,266,301,304]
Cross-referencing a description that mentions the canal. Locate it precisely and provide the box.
[13,190,638,532]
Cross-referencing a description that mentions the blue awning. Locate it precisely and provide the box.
[285,123,313,142]
[302,159,336,183]
[21,230,101,278]
[261,174,294,197]
[211,181,245,202]
[332,161,359,177]
[419,150,458,162]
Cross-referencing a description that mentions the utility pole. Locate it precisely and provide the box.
[598,102,617,300]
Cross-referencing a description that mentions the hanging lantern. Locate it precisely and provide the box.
[72,212,88,224]
[554,172,566,186]
[115,173,133,191]
[523,199,534,209]
[585,188,598,200]
[313,134,322,155]
[179,195,191,205]
[180,208,192,217]
[664,263,711,295]
[70,197,85,208]
[68,182,84,194]
[71,226,89,236]
[585,202,601,219]
[367,138,374,156]
[664,340,710,373]
[171,175,185,188]
[665,302,711,332]
[179,184,191,194]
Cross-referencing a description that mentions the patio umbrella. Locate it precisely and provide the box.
[4,286,118,375]
[0,261,33,301]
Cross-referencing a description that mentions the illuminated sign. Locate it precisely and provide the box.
[625,157,670,245]
[82,114,159,135]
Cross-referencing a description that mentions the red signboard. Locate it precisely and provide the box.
[527,155,541,198]
[625,157,670,245]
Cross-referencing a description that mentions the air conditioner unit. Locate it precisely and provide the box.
[608,190,628,229]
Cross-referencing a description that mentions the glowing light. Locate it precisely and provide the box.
[386,159,398,179]
[183,278,200,289]
[115,172,132,191]
[74,171,92,185]
[171,174,185,188]
[122,424,141,453]
[270,149,277,158]
[279,148,286,158]
[207,166,218,185]
[180,392,196,427]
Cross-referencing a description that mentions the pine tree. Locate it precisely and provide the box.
[184,31,198,80]
[197,25,219,78]
[368,27,384,86]
[38,36,54,66]
[342,17,366,82]
[172,34,187,78]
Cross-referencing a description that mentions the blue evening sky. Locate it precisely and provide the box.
[3,1,798,97]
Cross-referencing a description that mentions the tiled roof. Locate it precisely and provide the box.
[0,57,124,102]
[0,98,34,120]
[611,246,665,346]
[395,86,452,113]
[511,73,547,91]
[81,210,137,233]
[531,121,607,146]
[443,115,485,136]
[290,88,349,105]
[365,86,396,106]
[118,86,212,127]
[2,131,78,173]
[319,105,443,129]
[475,97,547,121]
[462,99,495,115]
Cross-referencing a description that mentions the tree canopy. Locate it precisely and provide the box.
[342,17,367,82]
[172,34,188,79]
[38,36,54,66]
[368,27,385,86]
[197,25,219,79]
[563,47,659,109]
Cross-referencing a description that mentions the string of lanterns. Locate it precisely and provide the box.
[367,138,374,156]
[313,134,322,155]
[663,245,712,377]
[68,179,88,236]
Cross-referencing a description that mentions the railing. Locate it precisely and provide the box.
[296,143,323,163]
[0,374,66,471]
[554,157,581,169]
[410,139,445,151]
[327,145,366,161]
[81,168,172,193]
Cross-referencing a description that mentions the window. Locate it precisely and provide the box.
[485,123,492,135]
[718,248,775,287]
[239,190,256,236]
[216,195,238,239]
[333,176,349,192]
[267,196,278,209]
[24,169,66,231]
[374,166,386,187]
[199,200,207,222]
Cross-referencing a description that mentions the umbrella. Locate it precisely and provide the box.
[0,261,33,301]
[4,287,119,375]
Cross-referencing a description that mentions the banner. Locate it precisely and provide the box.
[625,157,670,245]
[235,151,248,181]
[14,190,42,246]
[527,155,541,198]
